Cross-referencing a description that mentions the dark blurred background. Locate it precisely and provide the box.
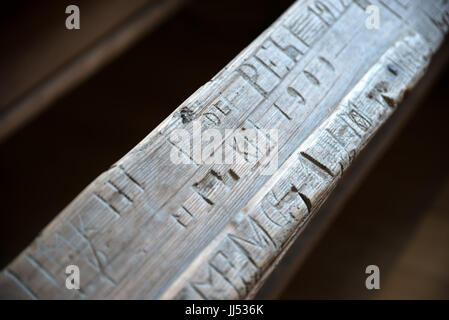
[0,0,448,299]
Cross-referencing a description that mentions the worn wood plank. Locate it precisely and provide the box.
[256,40,449,299]
[0,0,448,299]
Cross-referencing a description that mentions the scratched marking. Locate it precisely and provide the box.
[4,269,37,300]
[172,206,195,228]
[94,165,145,217]
[193,169,240,205]
[162,31,432,299]
[2,0,445,300]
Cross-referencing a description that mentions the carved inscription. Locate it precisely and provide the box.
[95,165,145,216]
[163,31,432,299]
[1,0,446,300]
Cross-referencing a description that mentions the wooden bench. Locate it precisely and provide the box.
[0,0,448,299]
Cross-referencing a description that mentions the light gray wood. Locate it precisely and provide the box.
[0,0,448,299]
[256,40,449,299]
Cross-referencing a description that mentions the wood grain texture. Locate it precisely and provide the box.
[256,38,449,299]
[1,0,448,299]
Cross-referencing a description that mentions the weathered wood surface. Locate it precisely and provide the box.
[1,0,448,299]
[256,39,449,298]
